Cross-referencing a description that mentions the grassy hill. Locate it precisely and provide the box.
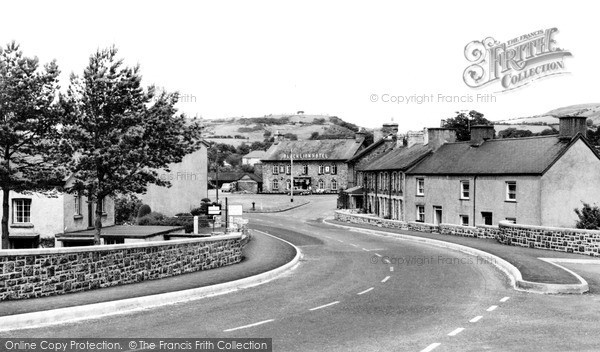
[495,103,600,133]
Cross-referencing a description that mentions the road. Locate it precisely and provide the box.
[2,196,600,351]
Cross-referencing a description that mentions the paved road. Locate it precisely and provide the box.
[2,196,600,351]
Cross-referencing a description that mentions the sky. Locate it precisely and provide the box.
[1,1,597,131]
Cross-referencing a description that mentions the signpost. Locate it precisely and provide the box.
[208,205,221,233]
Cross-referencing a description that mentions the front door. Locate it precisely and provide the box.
[433,206,442,225]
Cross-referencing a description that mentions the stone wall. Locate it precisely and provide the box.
[497,221,600,256]
[0,233,245,301]
[335,210,600,257]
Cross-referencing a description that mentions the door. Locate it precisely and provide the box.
[481,212,493,225]
[433,206,442,225]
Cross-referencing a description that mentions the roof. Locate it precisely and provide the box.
[237,173,262,183]
[407,135,590,175]
[261,139,365,161]
[243,150,267,159]
[208,172,262,183]
[347,137,388,163]
[361,144,431,171]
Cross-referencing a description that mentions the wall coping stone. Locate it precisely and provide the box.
[0,233,244,256]
[498,221,600,235]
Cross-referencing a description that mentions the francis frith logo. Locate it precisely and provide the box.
[463,28,572,91]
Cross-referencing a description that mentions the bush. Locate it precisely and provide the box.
[137,212,209,233]
[175,212,193,217]
[115,194,143,225]
[137,211,165,225]
[137,204,152,219]
[574,202,600,229]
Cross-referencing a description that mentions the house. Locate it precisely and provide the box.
[0,185,115,249]
[242,150,267,166]
[139,142,209,217]
[404,116,600,228]
[261,132,367,193]
[236,173,263,193]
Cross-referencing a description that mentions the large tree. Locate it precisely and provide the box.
[0,42,63,249]
[443,110,491,142]
[59,47,203,244]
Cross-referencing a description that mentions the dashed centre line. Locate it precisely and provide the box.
[357,287,374,295]
[420,342,441,352]
[374,253,382,257]
[447,327,465,336]
[309,301,340,311]
[381,276,390,283]
[470,316,483,323]
[500,296,510,302]
[487,305,498,312]
[223,319,275,332]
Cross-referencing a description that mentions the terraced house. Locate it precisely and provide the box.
[405,116,600,228]
[261,133,367,193]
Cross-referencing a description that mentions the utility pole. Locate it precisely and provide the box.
[290,148,294,203]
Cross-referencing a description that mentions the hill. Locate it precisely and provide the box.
[495,103,600,133]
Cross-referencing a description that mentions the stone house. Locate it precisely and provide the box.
[0,182,115,249]
[242,150,267,166]
[261,134,367,193]
[404,116,600,228]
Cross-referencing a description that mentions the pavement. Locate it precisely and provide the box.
[327,218,598,288]
[0,230,297,318]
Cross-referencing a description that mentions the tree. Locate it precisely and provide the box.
[574,203,600,229]
[0,42,63,249]
[59,47,203,244]
[498,128,533,139]
[309,131,320,140]
[443,110,491,142]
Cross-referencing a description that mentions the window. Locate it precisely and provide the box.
[318,179,325,189]
[460,180,470,200]
[416,205,425,222]
[279,165,285,174]
[325,165,330,174]
[13,199,32,223]
[506,181,516,201]
[286,179,291,190]
[302,165,308,175]
[286,165,291,175]
[481,212,493,226]
[318,165,324,174]
[331,179,338,191]
[98,197,106,214]
[391,172,397,191]
[273,165,279,175]
[460,215,469,226]
[331,165,337,175]
[74,195,82,215]
[272,179,279,190]
[416,178,425,196]
[505,217,516,224]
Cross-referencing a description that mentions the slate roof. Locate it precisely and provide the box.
[406,135,587,175]
[261,139,364,161]
[361,144,431,171]
[243,150,267,158]
[208,172,262,182]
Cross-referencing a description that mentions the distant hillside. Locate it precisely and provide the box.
[201,113,366,146]
[494,103,600,133]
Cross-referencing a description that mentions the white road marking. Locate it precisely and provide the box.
[487,305,498,312]
[338,240,344,243]
[374,253,382,257]
[223,319,275,332]
[361,248,369,251]
[470,316,483,323]
[350,244,359,247]
[381,276,390,283]
[357,287,374,295]
[420,342,441,352]
[390,267,394,272]
[309,301,340,311]
[447,327,465,336]
[500,297,510,302]
[382,259,391,264]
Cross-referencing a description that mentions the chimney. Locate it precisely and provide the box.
[354,130,366,142]
[426,128,456,151]
[559,116,587,139]
[470,125,495,145]
[406,130,425,148]
[374,122,399,141]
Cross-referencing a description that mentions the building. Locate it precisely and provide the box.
[404,116,600,228]
[139,142,209,217]
[261,134,367,193]
[236,173,262,193]
[0,184,115,249]
[242,150,267,166]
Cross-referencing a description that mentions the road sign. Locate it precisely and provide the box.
[208,205,221,215]
[228,204,243,216]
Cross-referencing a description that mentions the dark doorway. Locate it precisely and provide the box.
[482,212,493,225]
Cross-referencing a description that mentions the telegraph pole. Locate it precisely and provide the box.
[290,148,294,203]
